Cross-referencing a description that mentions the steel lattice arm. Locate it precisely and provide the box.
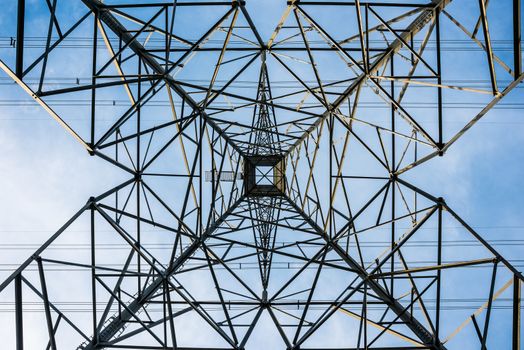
[284,195,445,349]
[285,0,452,156]
[81,0,247,156]
[0,0,523,349]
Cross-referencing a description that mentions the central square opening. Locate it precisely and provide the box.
[243,155,286,197]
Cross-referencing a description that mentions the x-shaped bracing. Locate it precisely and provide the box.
[2,0,524,349]
[54,0,515,348]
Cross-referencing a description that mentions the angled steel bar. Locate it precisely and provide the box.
[477,0,498,94]
[441,9,513,76]
[0,201,90,293]
[38,0,58,94]
[285,0,451,156]
[44,0,62,38]
[95,8,166,76]
[45,315,61,350]
[396,176,524,282]
[338,307,424,347]
[2,1,523,349]
[394,71,524,175]
[283,194,444,349]
[95,277,166,347]
[370,258,497,278]
[201,243,240,345]
[367,6,437,76]
[37,259,57,350]
[81,195,245,349]
[480,261,498,350]
[0,60,92,152]
[21,276,91,342]
[82,0,245,156]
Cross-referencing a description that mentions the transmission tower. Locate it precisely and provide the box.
[0,0,523,349]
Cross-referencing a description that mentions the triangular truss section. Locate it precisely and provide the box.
[0,0,522,349]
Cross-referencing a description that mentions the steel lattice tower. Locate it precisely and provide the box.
[0,0,523,349]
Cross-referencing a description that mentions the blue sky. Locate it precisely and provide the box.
[0,0,523,349]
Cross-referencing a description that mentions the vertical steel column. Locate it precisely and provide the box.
[91,11,98,147]
[390,55,396,296]
[15,274,23,350]
[514,275,521,350]
[90,204,98,346]
[329,111,333,240]
[136,56,142,295]
[435,202,443,345]
[436,9,443,148]
[514,0,522,77]
[16,0,25,77]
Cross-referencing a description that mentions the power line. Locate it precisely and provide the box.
[0,36,522,52]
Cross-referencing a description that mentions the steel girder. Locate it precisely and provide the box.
[0,0,523,349]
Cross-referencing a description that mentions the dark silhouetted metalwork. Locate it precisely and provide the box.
[0,0,522,349]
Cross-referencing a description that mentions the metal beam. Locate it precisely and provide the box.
[81,0,246,157]
[514,275,521,350]
[15,274,23,350]
[286,0,451,155]
[283,195,445,349]
[81,195,245,349]
[16,0,25,77]
[515,0,522,77]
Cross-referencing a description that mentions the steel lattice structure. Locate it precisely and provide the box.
[0,0,523,349]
